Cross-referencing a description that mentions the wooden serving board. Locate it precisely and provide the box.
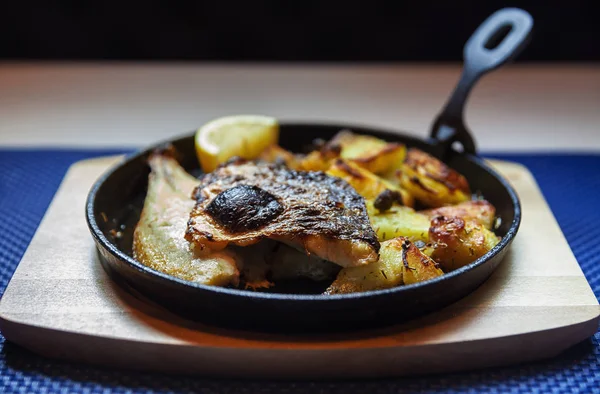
[0,156,598,379]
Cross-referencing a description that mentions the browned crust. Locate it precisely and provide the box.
[405,148,471,194]
[391,237,440,269]
[334,158,365,180]
[352,143,403,164]
[422,200,496,228]
[409,175,438,194]
[429,216,466,244]
[321,142,342,157]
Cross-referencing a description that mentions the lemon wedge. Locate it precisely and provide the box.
[195,115,279,173]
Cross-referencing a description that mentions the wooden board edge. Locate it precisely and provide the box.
[0,154,124,305]
[1,155,598,379]
[1,311,598,379]
[70,153,126,167]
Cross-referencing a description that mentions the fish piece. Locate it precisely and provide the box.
[133,151,240,286]
[185,159,380,267]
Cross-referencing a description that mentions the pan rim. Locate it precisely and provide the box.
[85,122,522,302]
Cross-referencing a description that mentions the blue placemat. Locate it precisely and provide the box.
[0,149,599,394]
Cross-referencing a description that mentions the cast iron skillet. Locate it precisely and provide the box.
[86,8,532,332]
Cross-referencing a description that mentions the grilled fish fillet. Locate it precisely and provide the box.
[185,159,380,267]
[133,152,240,286]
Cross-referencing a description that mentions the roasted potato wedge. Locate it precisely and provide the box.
[258,142,340,172]
[297,143,341,171]
[327,159,414,207]
[258,145,301,169]
[329,130,407,174]
[325,237,443,294]
[429,216,500,272]
[398,149,471,208]
[400,241,444,285]
[367,202,430,242]
[421,200,496,229]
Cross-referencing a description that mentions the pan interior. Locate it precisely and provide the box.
[91,123,518,295]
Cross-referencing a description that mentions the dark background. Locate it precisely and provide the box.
[1,1,597,62]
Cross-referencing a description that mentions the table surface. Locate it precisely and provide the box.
[1,62,599,151]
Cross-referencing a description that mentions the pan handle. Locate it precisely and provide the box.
[429,7,533,158]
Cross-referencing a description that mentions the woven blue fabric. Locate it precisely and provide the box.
[0,149,598,394]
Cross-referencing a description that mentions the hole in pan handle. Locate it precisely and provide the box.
[429,7,533,159]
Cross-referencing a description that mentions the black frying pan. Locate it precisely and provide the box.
[86,8,532,332]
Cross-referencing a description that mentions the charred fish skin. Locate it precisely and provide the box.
[205,184,284,233]
[186,160,380,267]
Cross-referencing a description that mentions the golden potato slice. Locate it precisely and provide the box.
[380,167,402,184]
[367,202,430,242]
[325,237,443,294]
[330,130,407,174]
[327,159,414,207]
[429,216,500,272]
[297,143,341,172]
[421,200,496,229]
[258,145,301,169]
[406,148,471,193]
[417,242,436,258]
[398,149,471,208]
[258,142,340,172]
[400,240,445,286]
